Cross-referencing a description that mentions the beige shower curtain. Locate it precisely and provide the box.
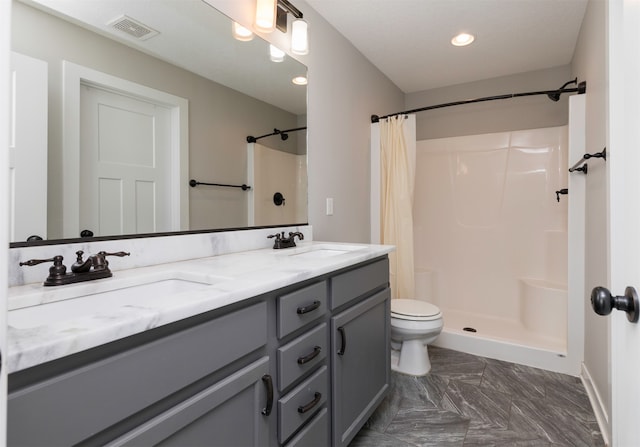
[380,116,415,300]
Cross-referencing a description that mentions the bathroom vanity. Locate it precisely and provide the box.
[6,237,392,447]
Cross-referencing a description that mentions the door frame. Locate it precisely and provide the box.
[62,61,189,238]
[608,0,640,445]
[0,0,11,443]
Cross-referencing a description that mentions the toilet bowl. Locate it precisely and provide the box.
[390,298,443,376]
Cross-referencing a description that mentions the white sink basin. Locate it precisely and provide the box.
[8,274,227,329]
[287,243,365,260]
[289,249,352,260]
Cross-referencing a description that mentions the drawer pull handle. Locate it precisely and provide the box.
[337,326,346,355]
[297,346,322,365]
[298,392,322,414]
[297,300,321,315]
[261,374,274,416]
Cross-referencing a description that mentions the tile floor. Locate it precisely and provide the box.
[350,346,605,447]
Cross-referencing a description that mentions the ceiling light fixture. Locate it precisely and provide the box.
[232,22,254,41]
[451,32,475,47]
[255,0,308,55]
[255,0,277,33]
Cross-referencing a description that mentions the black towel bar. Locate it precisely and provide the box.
[189,179,251,191]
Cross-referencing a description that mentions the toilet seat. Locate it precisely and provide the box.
[391,299,442,321]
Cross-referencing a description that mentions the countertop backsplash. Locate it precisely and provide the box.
[9,225,312,287]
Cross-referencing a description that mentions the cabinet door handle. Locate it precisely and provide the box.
[297,300,321,315]
[337,326,346,355]
[297,346,322,365]
[297,392,322,414]
[261,374,274,416]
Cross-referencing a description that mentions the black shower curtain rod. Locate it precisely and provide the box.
[371,79,587,123]
[247,126,307,143]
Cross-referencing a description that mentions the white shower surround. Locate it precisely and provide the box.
[415,125,580,374]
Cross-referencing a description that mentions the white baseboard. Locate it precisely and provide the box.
[581,363,611,446]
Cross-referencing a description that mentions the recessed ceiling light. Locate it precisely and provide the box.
[292,76,307,86]
[451,33,475,47]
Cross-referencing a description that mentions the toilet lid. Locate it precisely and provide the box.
[391,299,441,320]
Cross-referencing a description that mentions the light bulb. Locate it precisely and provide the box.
[255,0,277,33]
[270,44,285,62]
[291,18,308,55]
[232,22,254,41]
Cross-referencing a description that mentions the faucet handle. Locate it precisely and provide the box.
[267,233,282,240]
[19,256,58,267]
[19,255,68,286]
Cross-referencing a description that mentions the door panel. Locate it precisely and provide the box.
[80,84,171,236]
[331,289,390,447]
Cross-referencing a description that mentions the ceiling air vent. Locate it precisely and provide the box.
[107,15,159,40]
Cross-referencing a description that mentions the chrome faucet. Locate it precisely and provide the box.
[20,251,130,286]
[267,231,304,249]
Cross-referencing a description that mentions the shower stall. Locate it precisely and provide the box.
[415,125,574,373]
[371,94,585,376]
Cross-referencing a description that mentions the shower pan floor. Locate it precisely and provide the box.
[437,308,566,354]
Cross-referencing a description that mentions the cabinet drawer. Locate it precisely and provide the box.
[8,302,267,447]
[331,258,389,309]
[284,407,329,447]
[278,323,327,390]
[278,281,327,338]
[278,365,328,443]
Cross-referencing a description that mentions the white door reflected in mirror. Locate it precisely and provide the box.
[80,84,173,236]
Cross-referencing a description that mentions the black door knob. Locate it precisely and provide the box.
[591,286,639,323]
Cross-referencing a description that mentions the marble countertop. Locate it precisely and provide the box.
[7,241,393,373]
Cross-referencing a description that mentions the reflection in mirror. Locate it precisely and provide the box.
[9,0,307,245]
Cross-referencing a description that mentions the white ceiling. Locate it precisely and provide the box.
[305,0,589,93]
[21,0,589,106]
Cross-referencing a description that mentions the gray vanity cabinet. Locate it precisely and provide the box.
[330,259,391,447]
[8,255,390,447]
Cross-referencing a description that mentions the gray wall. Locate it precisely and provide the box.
[405,65,572,140]
[301,3,405,242]
[571,0,610,436]
[11,1,301,237]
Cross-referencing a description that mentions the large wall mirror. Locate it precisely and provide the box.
[9,0,308,246]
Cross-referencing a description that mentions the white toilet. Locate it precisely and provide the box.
[390,298,444,376]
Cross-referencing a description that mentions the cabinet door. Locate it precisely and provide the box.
[108,357,271,447]
[331,289,390,447]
